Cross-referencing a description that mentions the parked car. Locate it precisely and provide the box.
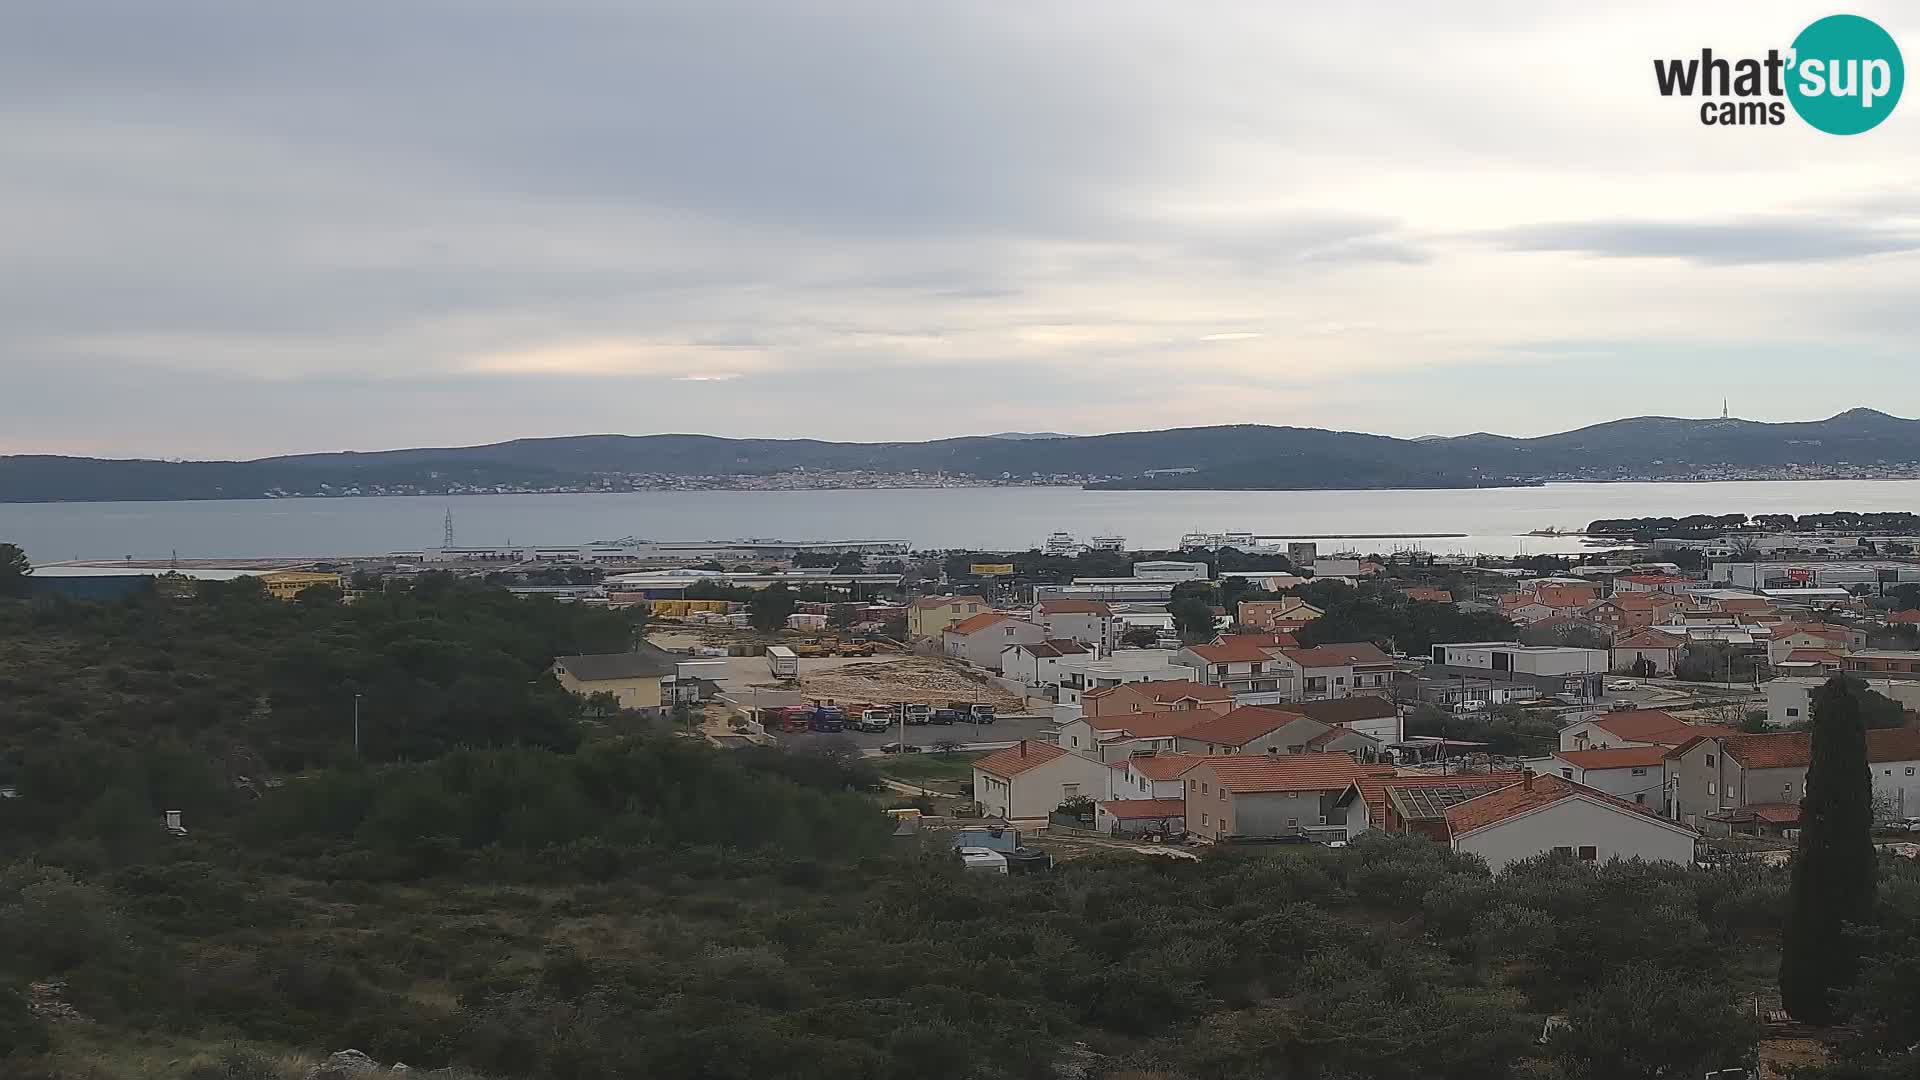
[1605,679,1639,691]
[929,708,962,725]
[1451,700,1487,714]
[879,742,922,754]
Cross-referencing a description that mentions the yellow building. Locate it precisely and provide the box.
[907,594,989,640]
[258,570,344,601]
[550,646,679,715]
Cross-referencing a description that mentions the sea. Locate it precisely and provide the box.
[7,479,1920,565]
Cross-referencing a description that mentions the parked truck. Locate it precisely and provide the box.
[947,701,996,724]
[766,645,799,679]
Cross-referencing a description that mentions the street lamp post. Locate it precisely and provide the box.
[353,693,363,757]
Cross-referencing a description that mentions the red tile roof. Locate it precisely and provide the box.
[1038,599,1113,616]
[1784,648,1845,664]
[973,740,1068,778]
[1090,713,1212,738]
[1714,728,1920,770]
[1589,710,1737,747]
[1746,802,1802,825]
[1085,679,1233,705]
[1178,706,1310,747]
[1553,746,1669,770]
[1444,773,1689,837]
[1401,587,1454,604]
[1280,642,1394,668]
[1614,629,1685,649]
[1888,609,1920,624]
[945,612,1009,636]
[1099,798,1189,820]
[1201,753,1369,794]
[1285,696,1398,726]
[1123,752,1210,780]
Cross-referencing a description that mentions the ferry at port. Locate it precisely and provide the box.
[1041,532,1128,556]
[1177,530,1285,553]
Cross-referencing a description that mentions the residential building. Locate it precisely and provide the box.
[551,646,678,714]
[944,613,1045,668]
[1666,727,1920,830]
[1768,622,1868,664]
[1173,707,1378,759]
[1079,679,1234,722]
[1271,642,1397,701]
[1611,629,1687,676]
[1182,754,1374,842]
[1060,650,1201,704]
[1237,598,1323,630]
[1283,695,1405,743]
[907,594,989,640]
[999,639,1090,689]
[1842,650,1920,678]
[1176,637,1294,697]
[1443,773,1698,873]
[1766,675,1920,728]
[1614,574,1698,596]
[1583,592,1686,635]
[1715,560,1920,595]
[1032,599,1117,650]
[1430,642,1606,701]
[1313,557,1364,578]
[1131,560,1210,583]
[1107,751,1209,800]
[1886,609,1920,626]
[1401,587,1454,604]
[1059,711,1214,762]
[259,570,344,600]
[1394,670,1541,710]
[971,741,1116,820]
[1559,709,1736,753]
[1499,583,1601,626]
[1541,747,1667,807]
[1336,772,1524,838]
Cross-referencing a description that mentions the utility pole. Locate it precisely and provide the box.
[353,693,363,757]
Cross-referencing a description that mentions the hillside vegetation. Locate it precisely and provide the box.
[3,577,1919,1079]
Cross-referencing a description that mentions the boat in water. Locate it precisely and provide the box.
[1087,535,1127,551]
[1178,530,1283,553]
[1042,531,1082,557]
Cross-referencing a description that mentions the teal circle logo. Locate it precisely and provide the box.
[1787,14,1903,134]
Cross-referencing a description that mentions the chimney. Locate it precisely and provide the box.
[1522,770,1534,791]
[1019,741,1027,758]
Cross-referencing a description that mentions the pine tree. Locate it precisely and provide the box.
[1778,675,1879,1023]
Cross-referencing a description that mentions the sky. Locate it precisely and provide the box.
[5,1,1920,459]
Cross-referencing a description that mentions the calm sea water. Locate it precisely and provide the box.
[7,480,1920,564]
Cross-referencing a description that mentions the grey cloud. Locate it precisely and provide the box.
[1480,218,1920,265]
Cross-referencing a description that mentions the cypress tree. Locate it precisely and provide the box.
[1778,675,1878,1023]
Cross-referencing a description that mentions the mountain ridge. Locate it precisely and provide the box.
[4,410,1917,502]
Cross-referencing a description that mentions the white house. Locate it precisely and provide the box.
[944,613,1046,669]
[1271,643,1397,700]
[1032,599,1117,650]
[1176,638,1293,697]
[1557,709,1737,753]
[1540,747,1668,808]
[999,639,1090,689]
[1107,751,1208,800]
[1059,649,1200,704]
[1611,629,1686,676]
[971,741,1115,820]
[1443,773,1698,873]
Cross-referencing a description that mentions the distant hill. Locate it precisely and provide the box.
[4,409,1918,501]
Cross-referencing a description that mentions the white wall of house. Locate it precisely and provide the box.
[1613,644,1679,676]
[1558,718,1655,752]
[1453,796,1696,873]
[1039,611,1115,650]
[1000,645,1090,688]
[1549,761,1663,807]
[946,619,1045,668]
[972,753,1115,819]
[1109,763,1190,801]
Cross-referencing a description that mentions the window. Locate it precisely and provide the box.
[1335,676,1346,685]
[1706,754,1716,767]
[1631,768,1648,776]
[1218,789,1225,802]
[1707,781,1716,796]
[1784,782,1793,794]
[1287,817,1298,828]
[1189,779,1197,792]
[1908,768,1916,776]
[1786,707,1800,717]
[1560,768,1573,780]
[1634,793,1646,805]
[1267,746,1278,754]
[1062,784,1079,798]
[1200,812,1208,826]
[1553,845,1573,856]
[1201,782,1210,795]
[1578,846,1598,862]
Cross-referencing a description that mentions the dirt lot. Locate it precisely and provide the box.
[795,656,1024,711]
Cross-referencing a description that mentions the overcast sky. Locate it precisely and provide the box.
[6,1,1919,458]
